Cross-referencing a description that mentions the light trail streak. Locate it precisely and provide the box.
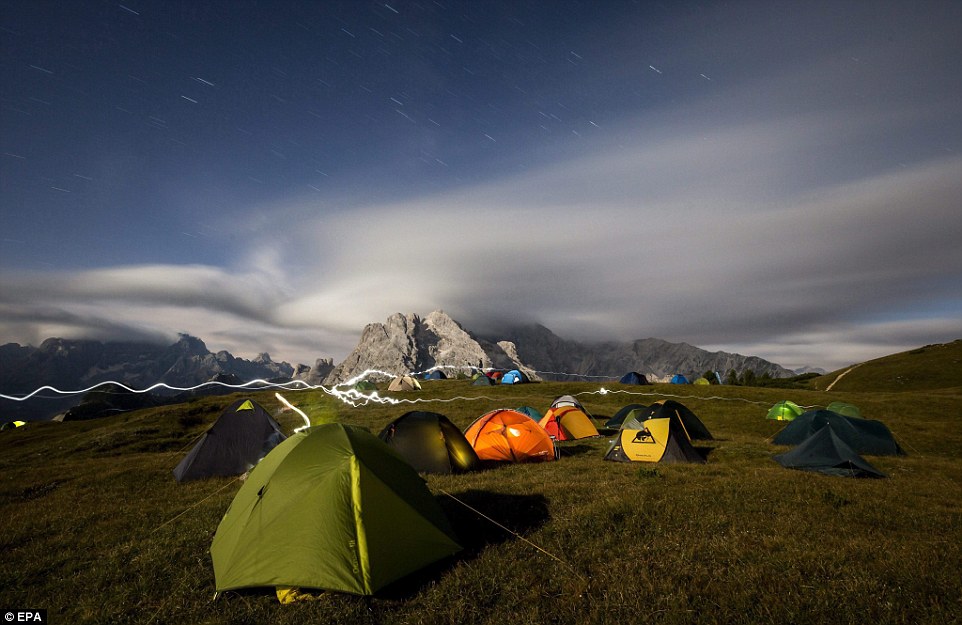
[275,392,311,431]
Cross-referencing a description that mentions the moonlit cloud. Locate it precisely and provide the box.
[1,1,959,372]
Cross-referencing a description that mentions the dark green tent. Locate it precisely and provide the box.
[354,380,377,392]
[773,410,904,456]
[378,411,480,474]
[515,406,543,421]
[471,374,494,386]
[629,400,713,440]
[774,426,885,478]
[211,423,461,596]
[173,399,286,482]
[604,403,648,429]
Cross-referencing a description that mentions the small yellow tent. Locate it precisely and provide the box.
[387,375,422,392]
[539,406,599,441]
[604,417,704,464]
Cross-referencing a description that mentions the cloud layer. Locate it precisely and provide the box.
[1,1,960,372]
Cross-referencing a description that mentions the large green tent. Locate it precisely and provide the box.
[211,423,461,597]
[772,410,904,456]
[774,426,885,478]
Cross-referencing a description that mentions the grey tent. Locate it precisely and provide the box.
[173,398,286,482]
[774,426,885,478]
[772,410,904,456]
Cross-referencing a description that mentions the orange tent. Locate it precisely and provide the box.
[539,405,599,441]
[463,409,555,463]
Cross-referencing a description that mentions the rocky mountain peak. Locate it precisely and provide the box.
[323,310,536,383]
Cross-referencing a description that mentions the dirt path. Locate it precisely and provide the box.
[825,363,861,391]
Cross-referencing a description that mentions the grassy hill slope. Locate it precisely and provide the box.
[1,380,960,624]
[810,339,962,393]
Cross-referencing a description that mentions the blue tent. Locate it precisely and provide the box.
[423,370,447,380]
[501,369,527,384]
[670,374,689,384]
[618,371,649,385]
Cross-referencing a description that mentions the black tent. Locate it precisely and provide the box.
[773,410,904,456]
[173,398,286,482]
[378,411,480,474]
[774,426,885,478]
[633,400,713,440]
[604,403,648,429]
[618,371,649,385]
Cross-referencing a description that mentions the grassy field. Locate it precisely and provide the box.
[1,372,960,624]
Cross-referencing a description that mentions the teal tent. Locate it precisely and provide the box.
[515,406,543,421]
[774,426,885,478]
[773,410,904,456]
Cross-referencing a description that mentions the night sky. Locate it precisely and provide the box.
[2,0,960,371]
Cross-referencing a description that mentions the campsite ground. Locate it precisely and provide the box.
[1,377,960,624]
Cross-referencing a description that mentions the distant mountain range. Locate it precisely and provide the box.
[0,335,297,421]
[323,310,794,383]
[0,310,794,420]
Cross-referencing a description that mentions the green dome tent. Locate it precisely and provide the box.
[766,400,803,421]
[378,411,479,474]
[826,401,861,418]
[471,374,494,386]
[211,423,461,597]
[353,380,377,392]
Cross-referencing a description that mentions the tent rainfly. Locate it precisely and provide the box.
[774,426,885,478]
[773,410,904,456]
[210,423,462,597]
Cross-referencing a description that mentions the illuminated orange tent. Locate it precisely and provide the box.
[539,405,599,441]
[463,409,556,463]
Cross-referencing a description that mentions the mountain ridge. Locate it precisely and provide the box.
[2,310,795,419]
